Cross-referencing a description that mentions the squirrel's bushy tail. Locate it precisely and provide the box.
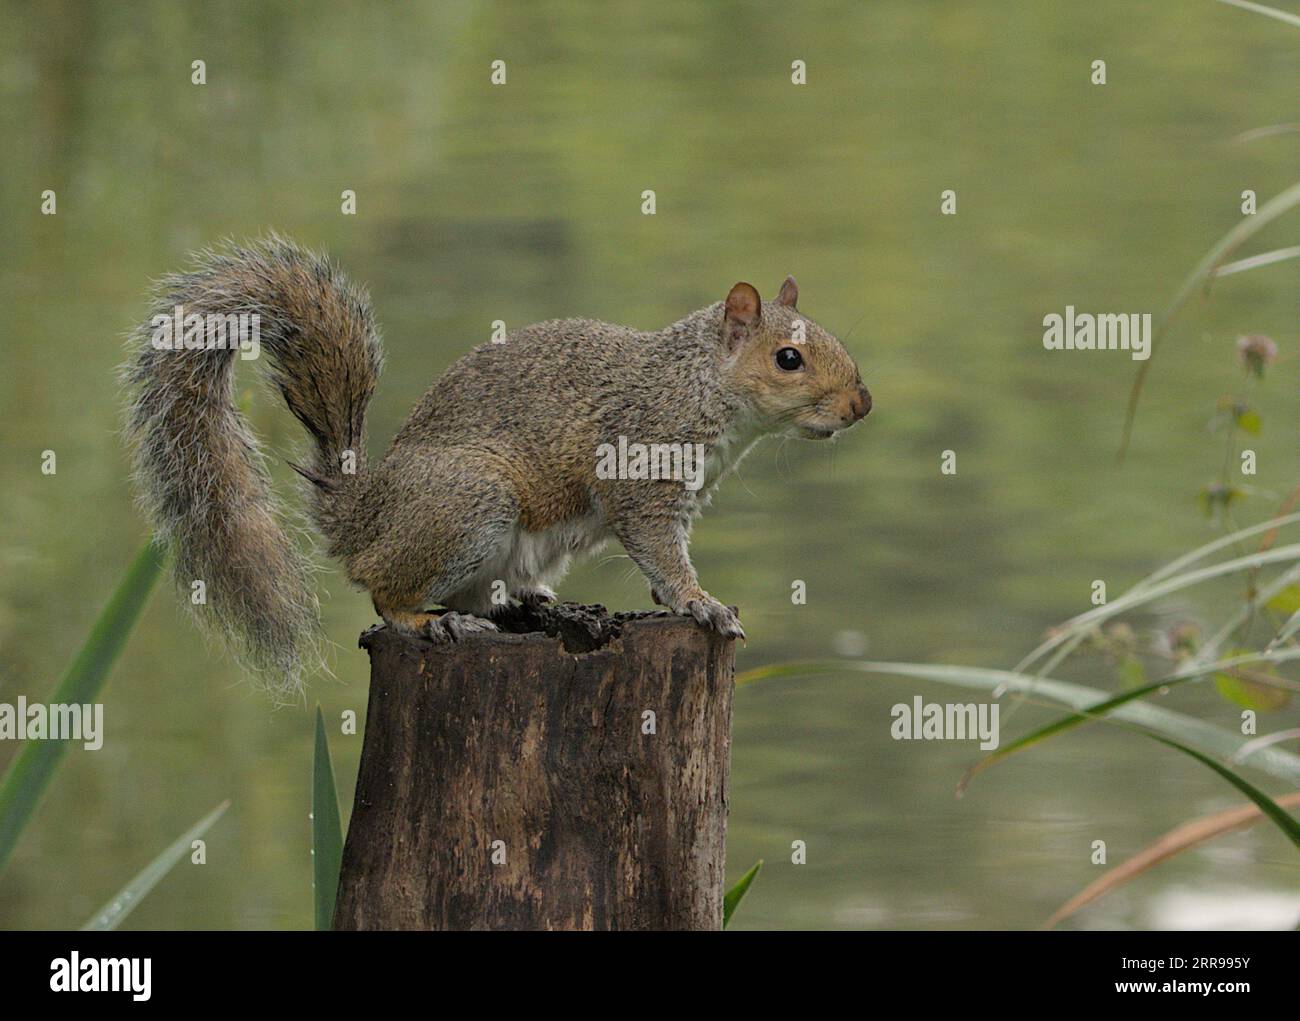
[123,235,384,700]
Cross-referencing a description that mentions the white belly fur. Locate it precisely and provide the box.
[445,508,610,613]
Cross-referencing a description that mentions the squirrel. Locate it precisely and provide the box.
[124,235,871,698]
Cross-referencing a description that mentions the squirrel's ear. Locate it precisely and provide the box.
[723,282,761,351]
[776,275,798,309]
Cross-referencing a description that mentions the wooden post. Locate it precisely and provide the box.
[332,603,736,930]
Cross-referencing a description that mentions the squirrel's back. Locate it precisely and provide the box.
[396,306,735,451]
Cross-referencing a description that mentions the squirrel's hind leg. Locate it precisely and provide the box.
[352,447,522,612]
[378,607,441,634]
[374,603,499,643]
[428,611,498,641]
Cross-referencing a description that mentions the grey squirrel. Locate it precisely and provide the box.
[124,236,871,698]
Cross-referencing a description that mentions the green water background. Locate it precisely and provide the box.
[1,1,1298,929]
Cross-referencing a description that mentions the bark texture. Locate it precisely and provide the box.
[333,603,735,930]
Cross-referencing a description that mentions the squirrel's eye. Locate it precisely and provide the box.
[775,346,803,371]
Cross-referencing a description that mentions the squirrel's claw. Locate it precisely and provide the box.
[685,598,746,642]
[425,611,499,643]
[514,586,557,607]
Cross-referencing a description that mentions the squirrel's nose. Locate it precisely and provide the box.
[848,385,872,422]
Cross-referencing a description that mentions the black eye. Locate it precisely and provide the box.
[775,347,803,371]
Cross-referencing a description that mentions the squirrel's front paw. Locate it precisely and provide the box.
[684,597,746,642]
[424,611,499,643]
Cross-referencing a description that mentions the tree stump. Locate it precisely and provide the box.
[332,603,736,930]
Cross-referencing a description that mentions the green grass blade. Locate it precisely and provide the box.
[1234,123,1300,142]
[1217,0,1300,29]
[868,660,1300,783]
[739,660,1300,856]
[1269,607,1300,649]
[1232,727,1300,763]
[1013,543,1300,673]
[0,540,165,876]
[735,661,845,688]
[313,704,344,931]
[1130,511,1300,593]
[1213,245,1300,278]
[80,800,230,930]
[1012,514,1300,678]
[963,648,1300,788]
[1144,734,1300,848]
[723,859,762,928]
[743,659,1300,785]
[1192,563,1300,667]
[856,659,1300,783]
[1119,178,1300,457]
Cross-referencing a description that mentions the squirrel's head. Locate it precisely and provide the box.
[720,278,871,440]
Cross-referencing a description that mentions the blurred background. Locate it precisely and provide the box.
[1,0,1297,930]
